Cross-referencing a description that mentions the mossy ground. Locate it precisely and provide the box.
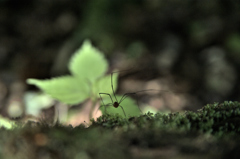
[1,101,240,159]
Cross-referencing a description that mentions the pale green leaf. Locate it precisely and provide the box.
[0,115,16,129]
[99,95,141,117]
[27,76,90,105]
[69,40,108,83]
[24,92,54,116]
[92,73,118,99]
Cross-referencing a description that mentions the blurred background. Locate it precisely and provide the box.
[1,0,240,125]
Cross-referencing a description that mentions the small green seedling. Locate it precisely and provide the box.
[26,40,140,119]
[27,40,110,105]
[26,39,178,119]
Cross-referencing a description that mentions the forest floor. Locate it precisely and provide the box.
[1,101,240,159]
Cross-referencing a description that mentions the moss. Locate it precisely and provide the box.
[1,101,240,158]
[92,101,240,137]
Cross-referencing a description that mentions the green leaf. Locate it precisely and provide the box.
[0,115,16,129]
[24,92,54,116]
[69,40,108,83]
[99,95,141,117]
[92,73,118,99]
[27,76,90,104]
